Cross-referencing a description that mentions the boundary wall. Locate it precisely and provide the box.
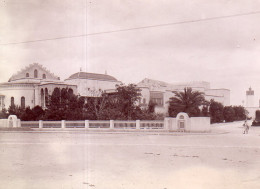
[0,113,210,132]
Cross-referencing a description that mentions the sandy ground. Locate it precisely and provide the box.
[0,121,260,189]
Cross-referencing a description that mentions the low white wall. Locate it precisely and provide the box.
[190,117,210,132]
[165,116,210,132]
[0,119,8,128]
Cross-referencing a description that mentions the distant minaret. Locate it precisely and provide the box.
[246,87,254,107]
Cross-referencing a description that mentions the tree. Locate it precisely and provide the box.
[114,84,142,120]
[44,88,86,120]
[0,108,8,119]
[168,87,206,117]
[209,99,224,123]
[148,100,156,113]
[233,106,247,121]
[223,106,235,122]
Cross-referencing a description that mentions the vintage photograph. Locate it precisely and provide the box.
[0,0,260,188]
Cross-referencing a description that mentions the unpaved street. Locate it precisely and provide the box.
[0,122,260,189]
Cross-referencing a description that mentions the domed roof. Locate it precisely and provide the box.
[66,72,118,81]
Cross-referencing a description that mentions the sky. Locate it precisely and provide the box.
[1,0,260,105]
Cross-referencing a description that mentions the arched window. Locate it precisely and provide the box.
[34,69,38,78]
[68,88,73,94]
[26,73,29,77]
[11,97,14,107]
[42,74,46,79]
[21,96,25,109]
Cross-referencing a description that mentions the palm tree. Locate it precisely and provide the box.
[168,87,206,117]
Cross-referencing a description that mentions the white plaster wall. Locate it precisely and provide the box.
[165,117,177,130]
[139,87,150,104]
[190,117,211,132]
[246,95,254,107]
[0,119,8,128]
[205,95,224,104]
[205,89,230,106]
[165,117,210,132]
[154,106,166,114]
[65,79,120,97]
[0,87,35,109]
[246,107,260,120]
[10,64,59,81]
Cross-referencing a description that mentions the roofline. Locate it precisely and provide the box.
[65,77,119,82]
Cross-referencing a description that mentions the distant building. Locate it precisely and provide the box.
[246,87,254,107]
[0,63,76,110]
[137,78,230,115]
[245,87,260,119]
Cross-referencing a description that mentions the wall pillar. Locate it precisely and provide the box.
[164,118,169,130]
[17,119,21,128]
[61,120,65,129]
[110,120,114,129]
[85,120,89,129]
[39,120,43,129]
[136,120,140,129]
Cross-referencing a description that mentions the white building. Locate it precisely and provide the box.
[65,72,121,97]
[245,87,260,119]
[0,63,77,110]
[137,78,230,114]
[0,63,122,111]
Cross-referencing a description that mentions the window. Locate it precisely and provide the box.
[143,98,146,104]
[41,89,44,107]
[21,97,25,109]
[26,73,29,77]
[42,74,46,79]
[34,69,38,78]
[45,88,48,106]
[11,97,14,107]
[151,98,163,106]
[180,115,184,119]
[68,88,73,94]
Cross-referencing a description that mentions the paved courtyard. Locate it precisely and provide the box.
[0,121,260,189]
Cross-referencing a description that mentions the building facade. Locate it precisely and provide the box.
[65,72,121,97]
[0,63,77,110]
[137,78,230,114]
[0,63,122,110]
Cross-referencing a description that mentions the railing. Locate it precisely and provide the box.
[140,120,164,129]
[42,121,61,128]
[21,121,39,128]
[89,120,110,128]
[114,120,136,129]
[66,121,85,128]
[20,120,165,130]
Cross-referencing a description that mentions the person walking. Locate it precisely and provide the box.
[243,120,249,134]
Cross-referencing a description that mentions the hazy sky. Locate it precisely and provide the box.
[1,0,260,105]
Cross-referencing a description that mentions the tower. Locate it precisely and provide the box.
[246,87,254,107]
